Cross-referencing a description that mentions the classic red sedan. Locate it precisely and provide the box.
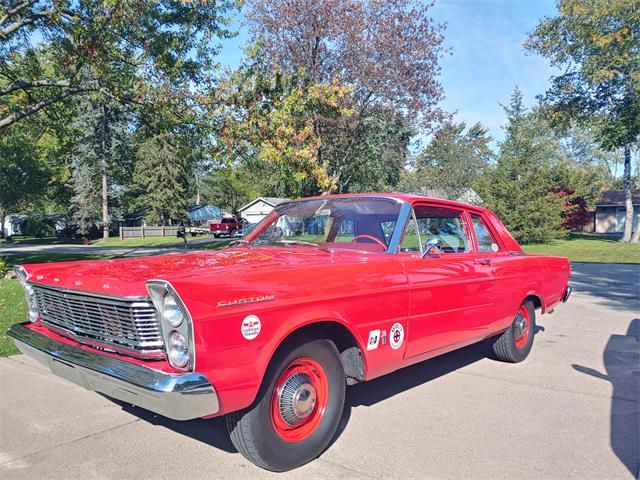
[9,194,571,471]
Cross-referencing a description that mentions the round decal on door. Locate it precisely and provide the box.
[241,315,261,340]
[389,323,404,350]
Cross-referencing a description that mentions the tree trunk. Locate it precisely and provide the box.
[101,107,109,239]
[195,173,201,205]
[621,144,634,243]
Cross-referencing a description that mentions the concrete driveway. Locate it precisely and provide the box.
[1,263,638,479]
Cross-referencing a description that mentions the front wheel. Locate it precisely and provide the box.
[492,300,536,363]
[226,339,345,471]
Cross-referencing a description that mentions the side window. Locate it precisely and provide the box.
[414,205,470,254]
[333,219,356,241]
[471,214,500,253]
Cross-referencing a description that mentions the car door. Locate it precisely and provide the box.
[401,204,497,358]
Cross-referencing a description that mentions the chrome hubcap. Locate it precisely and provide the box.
[513,313,527,340]
[278,372,317,426]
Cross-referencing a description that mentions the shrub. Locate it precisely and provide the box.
[21,215,55,238]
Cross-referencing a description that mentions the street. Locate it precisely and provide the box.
[1,262,638,479]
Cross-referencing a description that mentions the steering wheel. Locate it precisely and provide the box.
[350,235,387,248]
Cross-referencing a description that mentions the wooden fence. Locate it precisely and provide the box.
[119,226,181,240]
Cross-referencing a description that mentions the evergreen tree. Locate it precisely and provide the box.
[133,133,190,225]
[70,94,130,237]
[412,121,494,199]
[477,89,567,244]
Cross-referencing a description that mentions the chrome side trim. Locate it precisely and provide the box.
[8,323,219,421]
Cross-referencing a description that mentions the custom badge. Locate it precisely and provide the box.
[367,329,381,351]
[389,323,404,350]
[241,315,261,340]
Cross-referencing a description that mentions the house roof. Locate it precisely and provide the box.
[187,204,222,221]
[239,197,291,212]
[596,190,640,206]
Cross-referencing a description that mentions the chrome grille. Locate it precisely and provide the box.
[32,285,164,358]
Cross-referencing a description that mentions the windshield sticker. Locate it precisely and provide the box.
[241,315,261,340]
[389,323,404,350]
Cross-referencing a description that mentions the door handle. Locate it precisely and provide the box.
[475,258,492,265]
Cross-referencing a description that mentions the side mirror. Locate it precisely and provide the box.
[420,238,442,258]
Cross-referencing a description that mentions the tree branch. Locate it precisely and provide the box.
[0,79,71,96]
[0,87,91,129]
[0,0,37,25]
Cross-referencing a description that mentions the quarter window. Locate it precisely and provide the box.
[471,214,500,252]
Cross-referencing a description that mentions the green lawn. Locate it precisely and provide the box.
[0,236,83,245]
[0,279,26,356]
[91,236,187,247]
[523,233,640,264]
[3,253,118,270]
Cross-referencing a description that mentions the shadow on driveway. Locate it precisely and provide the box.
[573,318,640,477]
[570,263,639,310]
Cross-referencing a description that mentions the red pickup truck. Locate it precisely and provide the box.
[209,217,244,237]
[9,194,571,471]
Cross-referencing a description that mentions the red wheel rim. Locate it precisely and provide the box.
[270,357,328,442]
[514,305,531,348]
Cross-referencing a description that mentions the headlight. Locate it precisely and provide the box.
[15,267,39,323]
[167,331,189,368]
[162,295,184,327]
[146,280,194,371]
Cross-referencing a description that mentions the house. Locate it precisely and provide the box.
[239,197,290,224]
[595,190,640,234]
[2,215,28,237]
[187,204,223,225]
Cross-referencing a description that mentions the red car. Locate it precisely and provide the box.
[209,216,245,237]
[9,194,571,471]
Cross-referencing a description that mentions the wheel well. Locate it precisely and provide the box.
[523,294,543,312]
[272,321,365,385]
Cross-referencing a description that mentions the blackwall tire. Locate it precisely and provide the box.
[226,339,345,471]
[492,300,536,363]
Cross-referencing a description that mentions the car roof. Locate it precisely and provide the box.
[282,193,490,214]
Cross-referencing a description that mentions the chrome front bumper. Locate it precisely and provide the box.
[562,285,572,303]
[8,323,219,421]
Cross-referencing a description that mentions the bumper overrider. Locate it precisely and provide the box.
[8,323,219,421]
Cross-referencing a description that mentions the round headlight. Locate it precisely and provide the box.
[162,295,184,327]
[167,331,189,368]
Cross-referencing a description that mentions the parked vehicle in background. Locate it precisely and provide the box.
[9,194,571,472]
[209,217,247,237]
[234,223,258,237]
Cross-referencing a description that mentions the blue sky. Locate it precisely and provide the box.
[217,0,559,145]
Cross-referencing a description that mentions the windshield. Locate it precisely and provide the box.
[249,197,402,253]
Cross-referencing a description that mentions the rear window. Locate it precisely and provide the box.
[222,218,234,224]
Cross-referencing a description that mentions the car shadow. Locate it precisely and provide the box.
[572,318,640,477]
[569,263,640,311]
[105,337,501,456]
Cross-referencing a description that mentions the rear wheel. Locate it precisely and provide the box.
[226,339,345,471]
[492,300,535,363]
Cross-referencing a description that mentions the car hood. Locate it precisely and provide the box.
[20,247,340,297]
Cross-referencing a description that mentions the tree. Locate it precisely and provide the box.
[476,89,568,244]
[70,93,130,238]
[202,168,257,215]
[132,133,190,226]
[213,69,352,198]
[245,0,446,190]
[0,0,238,129]
[526,0,640,242]
[412,122,494,199]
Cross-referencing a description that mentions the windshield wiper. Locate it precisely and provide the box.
[229,240,252,248]
[273,239,331,252]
